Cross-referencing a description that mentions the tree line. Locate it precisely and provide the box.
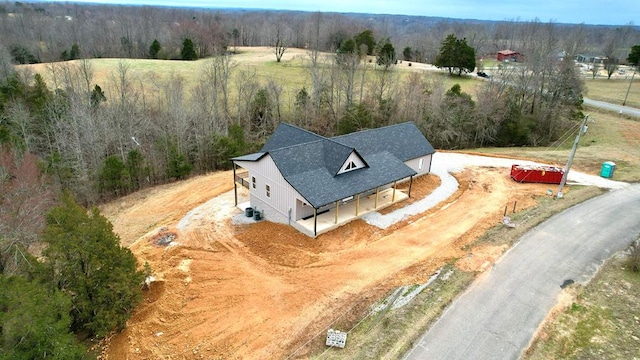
[1,3,640,357]
[1,2,639,65]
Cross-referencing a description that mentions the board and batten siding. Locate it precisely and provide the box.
[236,155,308,223]
[404,154,433,176]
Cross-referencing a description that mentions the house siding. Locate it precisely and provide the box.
[404,154,433,176]
[236,155,308,224]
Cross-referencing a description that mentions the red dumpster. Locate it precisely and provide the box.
[510,164,564,184]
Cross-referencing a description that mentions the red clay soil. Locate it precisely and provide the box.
[99,167,553,359]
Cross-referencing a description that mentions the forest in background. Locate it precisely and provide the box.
[3,2,638,203]
[1,2,640,357]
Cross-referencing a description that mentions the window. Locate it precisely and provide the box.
[265,184,271,198]
[251,176,256,189]
[418,158,424,171]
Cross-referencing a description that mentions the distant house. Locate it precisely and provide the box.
[576,54,611,64]
[231,122,435,237]
[497,50,523,62]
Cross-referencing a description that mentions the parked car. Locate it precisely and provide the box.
[477,71,490,78]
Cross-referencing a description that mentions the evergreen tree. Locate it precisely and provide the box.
[628,45,640,69]
[376,39,396,69]
[90,84,106,109]
[434,34,476,76]
[181,38,197,60]
[149,39,161,59]
[354,29,376,56]
[167,144,192,179]
[403,46,413,61]
[99,155,126,196]
[0,275,88,359]
[69,44,80,60]
[42,194,145,338]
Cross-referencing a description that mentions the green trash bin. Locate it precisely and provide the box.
[600,161,616,178]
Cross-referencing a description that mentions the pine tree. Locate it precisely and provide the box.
[0,275,88,359]
[43,193,144,337]
[181,38,197,60]
[149,39,161,59]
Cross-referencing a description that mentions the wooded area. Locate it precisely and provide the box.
[2,2,637,202]
[0,2,639,357]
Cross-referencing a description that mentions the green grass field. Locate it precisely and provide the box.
[21,48,486,109]
[584,77,640,109]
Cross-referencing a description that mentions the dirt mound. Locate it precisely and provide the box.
[100,167,552,359]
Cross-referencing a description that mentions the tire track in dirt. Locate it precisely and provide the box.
[103,167,549,359]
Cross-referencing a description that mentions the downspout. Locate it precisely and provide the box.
[356,193,360,216]
[335,201,339,224]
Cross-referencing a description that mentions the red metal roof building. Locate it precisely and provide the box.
[497,50,523,62]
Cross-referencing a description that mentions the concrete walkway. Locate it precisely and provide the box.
[404,183,640,360]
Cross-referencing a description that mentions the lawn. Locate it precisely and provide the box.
[584,76,640,109]
[470,107,640,182]
[524,252,640,359]
[20,47,485,110]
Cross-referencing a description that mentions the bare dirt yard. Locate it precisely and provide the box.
[98,165,556,359]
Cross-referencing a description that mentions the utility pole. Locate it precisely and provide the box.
[557,114,589,199]
[623,71,635,106]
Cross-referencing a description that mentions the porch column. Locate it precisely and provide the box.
[313,208,317,236]
[374,187,379,208]
[355,194,360,216]
[408,175,414,197]
[335,201,339,224]
[392,181,397,202]
[233,162,238,206]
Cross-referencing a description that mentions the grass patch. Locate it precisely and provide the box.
[309,186,605,359]
[467,186,605,250]
[468,107,640,182]
[584,77,640,109]
[313,264,474,360]
[524,253,640,359]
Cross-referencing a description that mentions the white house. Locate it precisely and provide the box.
[231,121,435,237]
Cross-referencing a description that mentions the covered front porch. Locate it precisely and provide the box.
[296,184,410,237]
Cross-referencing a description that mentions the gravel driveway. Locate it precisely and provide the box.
[363,152,629,229]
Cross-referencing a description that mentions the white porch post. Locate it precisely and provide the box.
[392,181,397,202]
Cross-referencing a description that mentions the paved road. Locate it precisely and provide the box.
[404,183,640,360]
[584,97,640,118]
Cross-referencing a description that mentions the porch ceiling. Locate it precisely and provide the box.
[297,187,408,236]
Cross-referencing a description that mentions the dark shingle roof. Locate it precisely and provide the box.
[282,151,415,208]
[332,122,435,161]
[233,122,434,208]
[260,123,325,152]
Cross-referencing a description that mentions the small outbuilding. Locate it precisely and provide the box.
[497,50,523,62]
[231,122,435,237]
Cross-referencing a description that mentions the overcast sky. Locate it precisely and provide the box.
[57,0,636,25]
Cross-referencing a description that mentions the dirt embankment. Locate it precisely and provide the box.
[99,167,550,359]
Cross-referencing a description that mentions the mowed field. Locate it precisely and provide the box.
[22,46,483,106]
